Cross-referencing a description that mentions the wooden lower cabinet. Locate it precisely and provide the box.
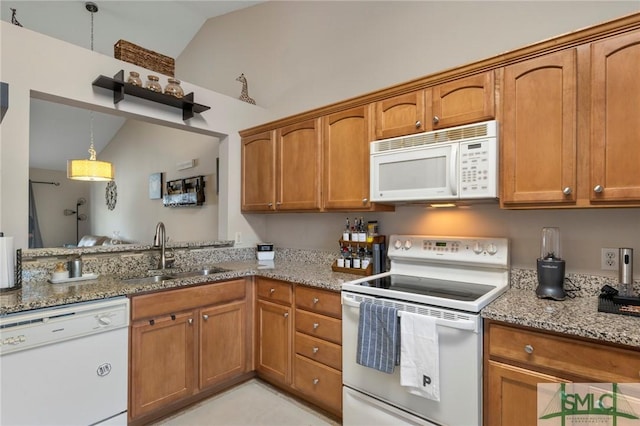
[129,279,251,425]
[255,299,292,384]
[484,320,640,426]
[130,311,196,419]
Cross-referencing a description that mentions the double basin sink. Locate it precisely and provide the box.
[123,266,229,285]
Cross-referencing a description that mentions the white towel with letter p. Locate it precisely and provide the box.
[400,311,440,401]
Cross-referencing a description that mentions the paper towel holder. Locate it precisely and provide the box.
[0,232,21,293]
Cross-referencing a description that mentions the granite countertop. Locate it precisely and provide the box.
[0,260,355,316]
[482,287,640,349]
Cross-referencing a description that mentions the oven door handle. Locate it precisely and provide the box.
[343,296,477,331]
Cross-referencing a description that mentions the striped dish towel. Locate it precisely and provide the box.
[356,301,400,374]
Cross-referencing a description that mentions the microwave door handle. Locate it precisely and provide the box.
[450,145,458,196]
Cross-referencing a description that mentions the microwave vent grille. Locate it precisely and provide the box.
[372,120,493,153]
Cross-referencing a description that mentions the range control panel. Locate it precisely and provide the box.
[388,234,509,267]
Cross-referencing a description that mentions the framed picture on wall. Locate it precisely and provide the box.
[149,172,163,199]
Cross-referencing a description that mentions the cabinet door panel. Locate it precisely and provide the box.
[323,105,372,209]
[199,301,246,389]
[242,131,276,211]
[432,71,495,129]
[130,312,195,419]
[591,30,640,202]
[502,49,577,205]
[256,300,292,384]
[486,361,567,426]
[276,119,321,210]
[375,90,427,139]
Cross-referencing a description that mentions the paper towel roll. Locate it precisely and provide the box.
[0,236,15,289]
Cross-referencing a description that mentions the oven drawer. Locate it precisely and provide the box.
[293,354,342,412]
[295,332,342,371]
[256,278,292,305]
[295,286,341,318]
[295,309,342,344]
[488,322,640,382]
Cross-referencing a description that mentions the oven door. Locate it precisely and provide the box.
[370,142,458,202]
[342,291,482,426]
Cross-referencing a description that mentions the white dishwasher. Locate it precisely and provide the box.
[0,297,129,425]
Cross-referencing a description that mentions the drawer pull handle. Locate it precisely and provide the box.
[312,378,319,385]
[524,344,534,354]
[270,288,275,294]
[203,314,209,321]
[283,312,289,318]
[171,314,176,321]
[312,297,319,304]
[149,319,155,326]
[188,318,193,325]
[312,347,319,354]
[313,323,319,329]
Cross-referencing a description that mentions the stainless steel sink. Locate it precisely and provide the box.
[170,266,229,278]
[123,274,175,285]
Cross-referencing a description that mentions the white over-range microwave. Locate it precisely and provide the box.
[370,120,498,203]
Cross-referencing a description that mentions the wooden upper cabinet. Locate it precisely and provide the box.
[323,105,373,209]
[501,49,578,206]
[374,90,428,139]
[276,119,322,211]
[241,130,276,211]
[431,71,495,129]
[590,29,640,203]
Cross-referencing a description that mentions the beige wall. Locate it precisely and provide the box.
[176,1,640,277]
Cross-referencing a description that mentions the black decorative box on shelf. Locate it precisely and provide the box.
[92,70,210,120]
[163,175,205,207]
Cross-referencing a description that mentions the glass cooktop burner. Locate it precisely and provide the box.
[360,274,496,302]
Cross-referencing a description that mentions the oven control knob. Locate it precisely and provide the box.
[394,240,402,250]
[404,240,412,250]
[473,242,484,254]
[486,243,498,255]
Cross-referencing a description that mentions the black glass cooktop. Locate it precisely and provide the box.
[359,274,496,302]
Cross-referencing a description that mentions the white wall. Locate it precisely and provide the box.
[0,22,271,249]
[28,168,91,247]
[175,1,640,276]
[92,120,220,244]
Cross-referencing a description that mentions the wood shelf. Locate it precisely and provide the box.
[92,70,210,120]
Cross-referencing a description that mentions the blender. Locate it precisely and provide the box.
[536,227,566,300]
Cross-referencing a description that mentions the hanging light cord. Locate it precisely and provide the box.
[87,2,98,161]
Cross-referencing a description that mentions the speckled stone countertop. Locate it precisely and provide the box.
[482,268,640,349]
[0,259,356,316]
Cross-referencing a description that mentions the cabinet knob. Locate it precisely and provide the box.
[283,312,289,318]
[312,378,319,385]
[415,120,421,129]
[188,318,193,325]
[276,201,282,205]
[563,187,572,195]
[362,198,368,204]
[267,202,273,207]
[313,322,319,329]
[594,184,604,193]
[270,288,275,294]
[524,344,534,354]
[203,314,209,321]
[312,347,319,354]
[433,116,440,125]
[312,297,319,304]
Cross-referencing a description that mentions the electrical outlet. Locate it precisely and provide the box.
[234,232,242,244]
[601,248,619,270]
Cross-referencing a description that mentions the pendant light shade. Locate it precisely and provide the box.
[67,158,114,181]
[67,2,114,182]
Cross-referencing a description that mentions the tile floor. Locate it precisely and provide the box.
[153,379,340,426]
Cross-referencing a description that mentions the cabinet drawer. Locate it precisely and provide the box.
[295,332,342,371]
[294,354,342,414]
[296,309,341,344]
[131,279,246,321]
[295,285,341,318]
[488,322,640,382]
[257,279,292,305]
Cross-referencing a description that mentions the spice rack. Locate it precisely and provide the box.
[331,235,385,276]
[92,70,210,120]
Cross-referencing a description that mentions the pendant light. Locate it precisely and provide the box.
[67,2,114,181]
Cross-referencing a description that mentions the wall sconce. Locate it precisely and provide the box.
[64,197,87,244]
